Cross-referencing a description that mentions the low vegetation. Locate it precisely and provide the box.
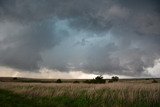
[0,82,160,107]
[152,79,158,83]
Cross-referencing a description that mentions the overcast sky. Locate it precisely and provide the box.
[0,0,160,78]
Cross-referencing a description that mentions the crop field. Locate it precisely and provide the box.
[0,78,160,107]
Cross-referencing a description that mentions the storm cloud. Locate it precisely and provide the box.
[0,0,160,76]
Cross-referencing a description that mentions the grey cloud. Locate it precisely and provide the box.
[0,20,67,71]
[0,0,160,76]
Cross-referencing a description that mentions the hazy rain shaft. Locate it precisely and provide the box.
[0,0,160,77]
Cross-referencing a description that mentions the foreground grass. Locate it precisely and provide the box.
[0,82,160,107]
[0,89,93,107]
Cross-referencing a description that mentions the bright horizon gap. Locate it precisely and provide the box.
[0,66,158,79]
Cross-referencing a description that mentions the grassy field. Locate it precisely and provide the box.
[0,80,160,107]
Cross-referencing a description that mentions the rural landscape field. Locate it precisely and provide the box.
[0,0,160,107]
[0,77,160,107]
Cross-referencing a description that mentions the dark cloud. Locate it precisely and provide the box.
[0,0,160,76]
[0,20,67,70]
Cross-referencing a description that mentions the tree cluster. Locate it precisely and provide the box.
[108,76,119,83]
[84,75,106,84]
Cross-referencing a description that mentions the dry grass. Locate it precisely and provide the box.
[0,82,160,106]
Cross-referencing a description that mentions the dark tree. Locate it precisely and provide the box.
[83,75,106,84]
[13,77,18,80]
[95,75,103,80]
[111,76,119,82]
[73,81,80,83]
[94,75,106,83]
[56,79,62,83]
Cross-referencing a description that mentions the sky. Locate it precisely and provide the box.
[0,0,160,79]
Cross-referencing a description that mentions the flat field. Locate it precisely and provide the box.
[0,78,160,107]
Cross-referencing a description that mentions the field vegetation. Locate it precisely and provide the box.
[0,80,160,107]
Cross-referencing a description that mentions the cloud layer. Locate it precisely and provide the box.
[0,0,160,76]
